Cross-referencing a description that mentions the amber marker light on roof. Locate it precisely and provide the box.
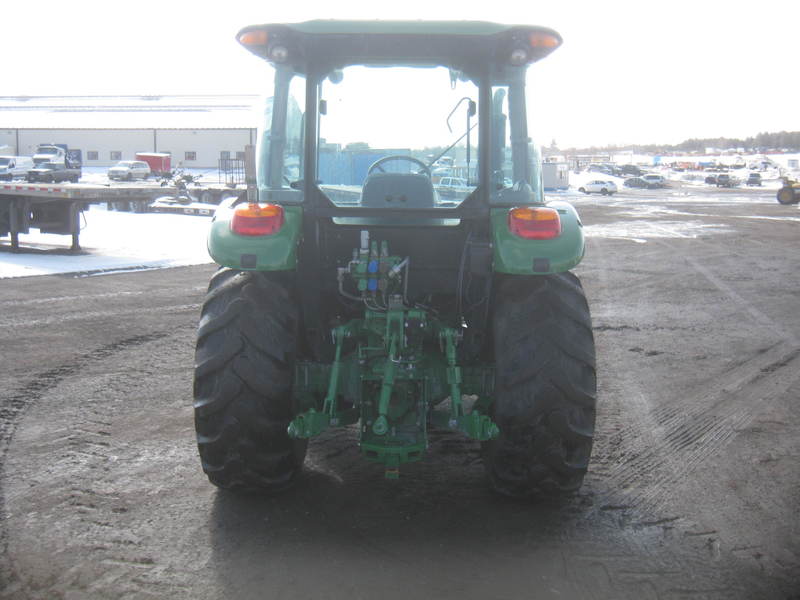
[508,206,561,240]
[231,203,284,236]
[529,32,560,49]
[239,30,269,46]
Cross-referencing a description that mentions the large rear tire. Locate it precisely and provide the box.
[777,187,797,205]
[193,268,307,493]
[484,272,597,498]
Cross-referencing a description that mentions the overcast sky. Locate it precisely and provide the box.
[6,0,798,148]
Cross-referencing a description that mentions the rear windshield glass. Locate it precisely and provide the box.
[317,65,479,209]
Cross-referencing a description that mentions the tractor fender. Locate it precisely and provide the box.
[207,203,302,271]
[491,201,585,274]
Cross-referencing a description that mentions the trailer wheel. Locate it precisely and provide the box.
[193,268,306,493]
[484,272,596,499]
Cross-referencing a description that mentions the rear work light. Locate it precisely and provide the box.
[231,203,284,236]
[508,207,561,240]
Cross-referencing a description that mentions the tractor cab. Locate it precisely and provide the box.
[235,20,562,214]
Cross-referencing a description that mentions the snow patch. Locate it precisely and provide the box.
[0,205,213,278]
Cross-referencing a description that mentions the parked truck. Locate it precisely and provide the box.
[32,143,67,166]
[27,144,82,183]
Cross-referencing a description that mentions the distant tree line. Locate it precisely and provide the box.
[560,131,800,154]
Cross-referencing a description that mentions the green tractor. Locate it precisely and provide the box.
[193,20,596,498]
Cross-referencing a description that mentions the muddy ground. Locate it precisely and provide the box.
[0,184,798,599]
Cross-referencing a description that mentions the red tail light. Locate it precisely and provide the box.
[231,203,284,236]
[508,207,561,240]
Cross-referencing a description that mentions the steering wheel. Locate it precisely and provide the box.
[367,155,431,177]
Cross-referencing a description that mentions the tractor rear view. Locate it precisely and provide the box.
[193,21,596,498]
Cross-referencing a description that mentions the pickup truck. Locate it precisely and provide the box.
[26,161,81,183]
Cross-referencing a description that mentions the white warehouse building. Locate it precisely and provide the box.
[0,95,261,168]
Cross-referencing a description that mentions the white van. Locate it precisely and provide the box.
[0,156,34,181]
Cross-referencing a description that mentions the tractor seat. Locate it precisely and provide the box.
[361,173,435,208]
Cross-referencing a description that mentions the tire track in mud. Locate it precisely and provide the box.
[588,232,800,515]
[0,331,174,455]
[601,342,800,513]
[0,329,180,599]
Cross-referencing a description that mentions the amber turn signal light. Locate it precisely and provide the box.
[529,32,560,49]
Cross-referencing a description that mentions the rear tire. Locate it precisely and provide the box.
[777,187,797,205]
[484,273,596,499]
[193,268,306,493]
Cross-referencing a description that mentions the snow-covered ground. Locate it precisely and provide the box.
[0,204,213,278]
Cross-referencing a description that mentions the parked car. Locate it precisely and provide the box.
[641,174,666,188]
[624,177,656,189]
[26,161,80,183]
[586,164,622,175]
[0,156,34,181]
[704,175,718,185]
[620,164,643,176]
[578,180,617,195]
[436,176,472,198]
[108,160,151,181]
[715,174,737,187]
[746,173,762,186]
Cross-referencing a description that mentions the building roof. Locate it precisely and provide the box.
[0,95,262,130]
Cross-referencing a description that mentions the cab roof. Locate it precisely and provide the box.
[237,20,562,76]
[259,20,528,36]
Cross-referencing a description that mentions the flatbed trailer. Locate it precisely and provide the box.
[0,182,168,252]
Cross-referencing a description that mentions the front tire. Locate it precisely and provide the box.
[193,268,307,493]
[484,273,597,499]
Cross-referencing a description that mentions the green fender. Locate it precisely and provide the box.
[207,203,302,270]
[491,201,585,274]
